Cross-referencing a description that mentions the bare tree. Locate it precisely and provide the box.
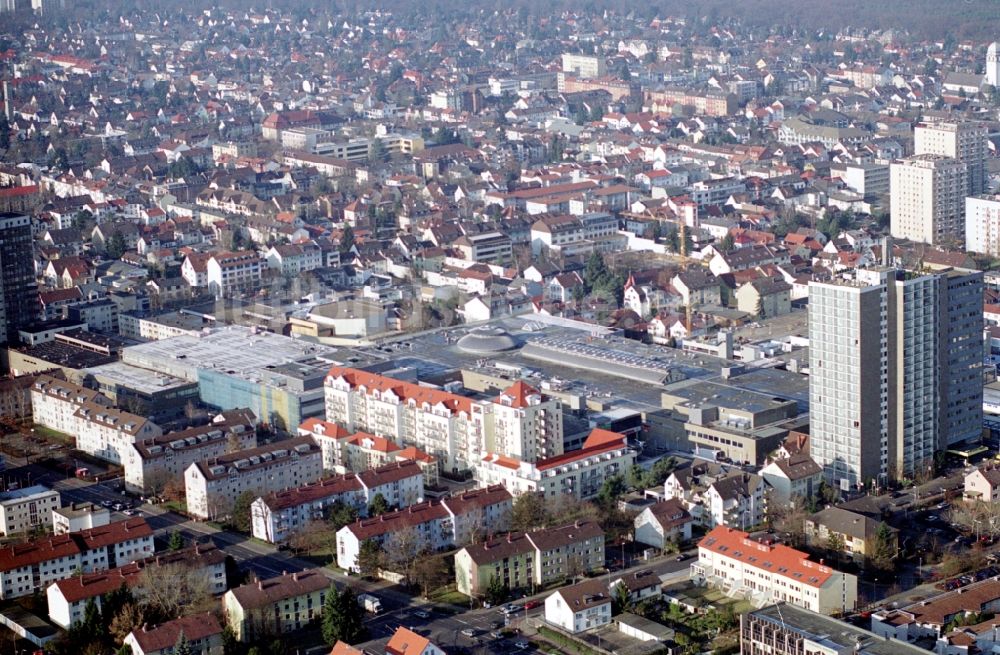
[385,526,423,586]
[949,501,1000,540]
[109,601,149,643]
[133,563,215,620]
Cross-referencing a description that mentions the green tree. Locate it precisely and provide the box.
[0,115,9,150]
[596,474,627,508]
[356,539,385,579]
[322,585,366,645]
[174,630,194,655]
[106,230,127,259]
[510,492,547,531]
[826,532,846,557]
[611,581,632,615]
[719,233,735,253]
[228,491,256,533]
[484,573,509,606]
[327,501,359,529]
[168,530,184,551]
[867,523,897,571]
[367,493,389,516]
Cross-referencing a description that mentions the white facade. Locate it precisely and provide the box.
[0,486,60,536]
[185,437,324,520]
[544,579,612,633]
[206,252,263,299]
[74,403,163,465]
[966,195,1000,256]
[30,375,110,436]
[890,154,967,246]
[914,121,987,196]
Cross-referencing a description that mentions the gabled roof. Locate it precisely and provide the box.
[326,367,474,416]
[387,627,431,655]
[699,526,836,588]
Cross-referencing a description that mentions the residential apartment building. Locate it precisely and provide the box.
[966,194,1000,256]
[30,374,111,435]
[476,429,635,500]
[759,454,823,506]
[206,251,263,299]
[691,526,858,615]
[454,232,514,265]
[325,370,561,472]
[52,503,109,534]
[544,578,612,634]
[250,460,424,543]
[298,418,437,479]
[660,463,767,530]
[184,436,324,520]
[633,499,694,550]
[742,604,927,655]
[454,520,605,597]
[0,486,59,536]
[123,409,257,494]
[914,121,987,196]
[335,485,512,572]
[0,518,154,599]
[223,569,330,641]
[561,54,607,79]
[74,402,163,465]
[0,213,39,348]
[47,542,227,628]
[123,613,225,655]
[890,154,967,246]
[809,266,983,487]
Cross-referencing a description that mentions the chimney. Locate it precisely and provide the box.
[258,580,264,590]
[575,520,581,528]
[507,533,512,543]
[293,572,300,581]
[2,80,10,122]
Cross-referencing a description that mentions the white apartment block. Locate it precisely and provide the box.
[185,436,323,520]
[52,503,109,534]
[0,518,154,599]
[890,154,967,246]
[325,369,562,473]
[74,402,163,465]
[966,195,1000,256]
[476,428,635,499]
[561,53,607,79]
[0,486,59,536]
[124,410,257,494]
[30,375,110,435]
[691,526,858,615]
[206,251,263,299]
[47,543,227,629]
[335,485,512,572]
[914,121,987,196]
[251,460,424,543]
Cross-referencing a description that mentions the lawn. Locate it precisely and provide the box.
[428,585,469,606]
[536,626,604,655]
[30,425,73,444]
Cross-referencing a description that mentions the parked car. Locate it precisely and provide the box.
[524,600,541,610]
[514,640,530,650]
[461,629,478,638]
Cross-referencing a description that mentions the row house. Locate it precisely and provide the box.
[454,520,605,596]
[0,518,154,599]
[335,485,512,572]
[184,436,324,520]
[123,409,257,494]
[691,526,858,615]
[46,542,227,628]
[476,428,636,500]
[250,460,424,543]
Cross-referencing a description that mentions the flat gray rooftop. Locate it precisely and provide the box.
[749,604,928,655]
[85,361,195,394]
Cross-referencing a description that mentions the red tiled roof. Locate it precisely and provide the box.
[496,381,540,409]
[536,429,628,471]
[326,367,473,415]
[699,526,835,588]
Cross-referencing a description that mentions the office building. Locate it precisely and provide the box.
[914,121,987,196]
[890,154,967,246]
[742,604,926,655]
[809,266,983,487]
[0,213,38,351]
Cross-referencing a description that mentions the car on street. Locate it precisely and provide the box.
[461,628,478,638]
[513,640,530,650]
[675,553,689,561]
[413,610,430,619]
[100,500,112,507]
[122,509,136,516]
[489,621,503,630]
[490,631,504,640]
[524,600,541,610]
[502,604,522,616]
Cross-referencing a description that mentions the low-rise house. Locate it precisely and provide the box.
[0,518,154,599]
[964,466,1000,502]
[544,577,612,633]
[805,507,898,563]
[872,578,1000,642]
[691,526,858,615]
[336,486,512,572]
[223,569,329,641]
[185,436,324,521]
[250,460,424,543]
[386,626,447,655]
[759,454,823,506]
[454,521,605,597]
[609,569,662,604]
[123,612,225,655]
[633,499,693,549]
[0,486,60,536]
[735,277,792,317]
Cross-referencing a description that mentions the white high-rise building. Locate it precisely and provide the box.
[986,42,1000,88]
[890,154,967,246]
[560,53,607,79]
[966,195,1000,255]
[809,265,983,488]
[914,121,987,196]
